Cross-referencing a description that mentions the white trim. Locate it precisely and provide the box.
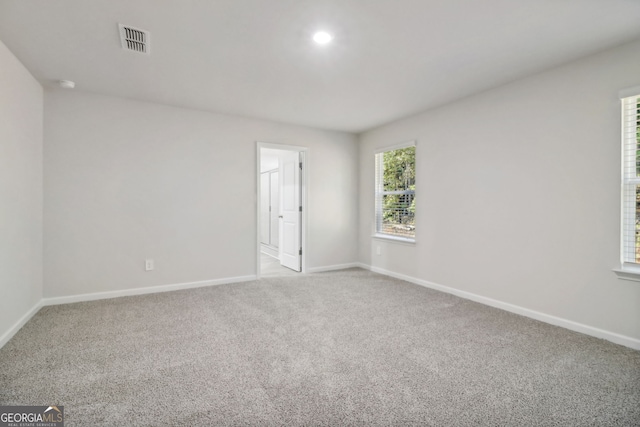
[358,263,640,350]
[372,233,416,245]
[612,267,640,282]
[374,140,416,154]
[0,274,255,349]
[259,141,308,152]
[300,149,308,275]
[42,275,257,306]
[261,244,278,259]
[0,300,43,349]
[619,85,640,99]
[307,263,360,273]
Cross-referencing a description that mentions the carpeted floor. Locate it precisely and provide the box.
[1,268,639,426]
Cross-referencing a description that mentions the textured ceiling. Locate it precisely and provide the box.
[1,0,639,132]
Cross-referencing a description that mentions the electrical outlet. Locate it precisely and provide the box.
[145,259,154,271]
[376,245,381,256]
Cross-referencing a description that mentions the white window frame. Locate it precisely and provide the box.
[615,87,640,281]
[373,141,416,243]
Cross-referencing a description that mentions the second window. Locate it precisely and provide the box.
[375,143,416,240]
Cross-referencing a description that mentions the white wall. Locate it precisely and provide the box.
[359,40,640,343]
[0,40,43,342]
[260,149,280,173]
[44,90,358,298]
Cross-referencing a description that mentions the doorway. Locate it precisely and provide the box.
[257,143,306,278]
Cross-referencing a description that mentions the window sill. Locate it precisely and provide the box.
[612,266,640,282]
[372,233,416,245]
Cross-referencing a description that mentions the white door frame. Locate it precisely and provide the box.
[256,142,307,278]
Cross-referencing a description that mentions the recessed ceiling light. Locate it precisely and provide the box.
[58,80,75,89]
[313,31,333,45]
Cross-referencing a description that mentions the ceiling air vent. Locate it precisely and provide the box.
[119,24,150,54]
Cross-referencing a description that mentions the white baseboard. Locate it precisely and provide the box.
[359,263,640,351]
[1,275,257,349]
[42,275,257,306]
[260,244,278,259]
[0,300,43,349]
[307,263,361,273]
[5,267,638,351]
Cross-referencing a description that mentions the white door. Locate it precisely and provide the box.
[279,151,301,272]
[260,172,270,244]
[270,171,279,248]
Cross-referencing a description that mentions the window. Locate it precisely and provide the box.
[375,143,416,241]
[621,93,640,269]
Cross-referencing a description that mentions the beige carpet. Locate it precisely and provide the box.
[1,269,639,426]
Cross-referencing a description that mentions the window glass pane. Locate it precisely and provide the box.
[376,145,415,239]
[381,193,415,237]
[636,185,640,263]
[383,147,415,191]
[622,96,640,264]
[636,98,640,177]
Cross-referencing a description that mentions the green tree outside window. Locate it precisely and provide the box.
[376,146,415,238]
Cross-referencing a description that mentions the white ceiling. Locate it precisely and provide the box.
[1,0,639,133]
